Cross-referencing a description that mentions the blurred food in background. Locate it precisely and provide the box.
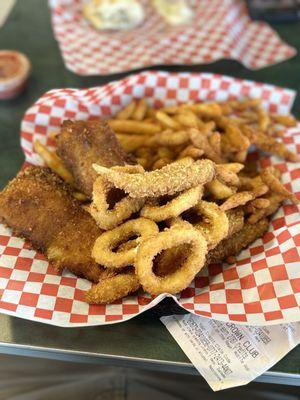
[83,0,145,30]
[152,0,193,25]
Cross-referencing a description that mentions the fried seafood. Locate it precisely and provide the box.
[140,186,203,222]
[92,218,159,269]
[86,271,140,304]
[136,224,208,295]
[57,120,132,196]
[90,165,145,230]
[93,157,215,198]
[0,167,107,282]
[171,201,229,250]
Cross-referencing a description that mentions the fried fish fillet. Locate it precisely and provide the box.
[0,166,110,282]
[56,120,133,197]
[205,217,269,266]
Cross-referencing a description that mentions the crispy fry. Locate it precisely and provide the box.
[108,119,161,135]
[257,107,270,132]
[242,125,299,162]
[271,114,297,127]
[260,167,299,204]
[151,129,190,146]
[132,99,148,121]
[34,140,75,186]
[116,133,146,153]
[206,179,237,199]
[155,111,181,129]
[248,193,283,224]
[177,145,204,160]
[220,191,254,211]
[116,100,136,119]
[190,128,224,163]
[216,164,241,186]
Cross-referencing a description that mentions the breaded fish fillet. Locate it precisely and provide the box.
[205,217,269,266]
[0,166,109,283]
[57,120,132,196]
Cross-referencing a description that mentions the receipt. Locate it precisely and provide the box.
[161,314,300,391]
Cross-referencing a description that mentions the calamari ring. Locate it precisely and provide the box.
[86,272,140,304]
[140,186,203,222]
[135,225,207,295]
[171,201,229,250]
[92,218,159,269]
[91,174,145,230]
[93,157,215,198]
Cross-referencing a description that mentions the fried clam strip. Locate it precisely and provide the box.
[90,165,146,230]
[206,179,237,200]
[0,167,109,283]
[136,224,207,295]
[215,163,244,186]
[140,186,203,222]
[205,218,269,266]
[93,157,215,198]
[260,166,299,205]
[247,193,283,224]
[241,125,299,162]
[86,270,140,304]
[220,183,269,212]
[92,218,159,269]
[56,120,133,197]
[171,201,229,250]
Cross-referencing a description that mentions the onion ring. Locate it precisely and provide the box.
[93,157,215,198]
[86,272,140,304]
[92,218,159,269]
[140,186,203,222]
[90,174,145,230]
[135,224,207,295]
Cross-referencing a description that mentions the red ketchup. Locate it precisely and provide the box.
[0,51,31,100]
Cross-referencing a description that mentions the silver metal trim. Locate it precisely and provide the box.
[0,342,299,385]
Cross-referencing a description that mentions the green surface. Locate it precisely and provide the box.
[0,0,299,374]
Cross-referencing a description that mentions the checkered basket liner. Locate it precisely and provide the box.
[49,0,296,75]
[0,71,299,327]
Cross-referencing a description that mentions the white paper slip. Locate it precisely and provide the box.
[161,314,300,391]
[0,0,16,28]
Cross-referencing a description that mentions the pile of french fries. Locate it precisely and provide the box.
[34,97,298,227]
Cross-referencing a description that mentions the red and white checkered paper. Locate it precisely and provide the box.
[1,71,299,327]
[49,0,296,76]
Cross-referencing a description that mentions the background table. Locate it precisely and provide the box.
[0,0,299,386]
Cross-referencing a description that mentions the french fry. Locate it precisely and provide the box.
[206,179,237,200]
[116,101,136,120]
[257,107,270,132]
[155,111,181,129]
[270,114,297,127]
[177,145,204,160]
[116,133,147,152]
[174,111,199,128]
[184,102,222,118]
[108,119,161,135]
[132,99,148,121]
[151,129,190,147]
[34,140,74,185]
